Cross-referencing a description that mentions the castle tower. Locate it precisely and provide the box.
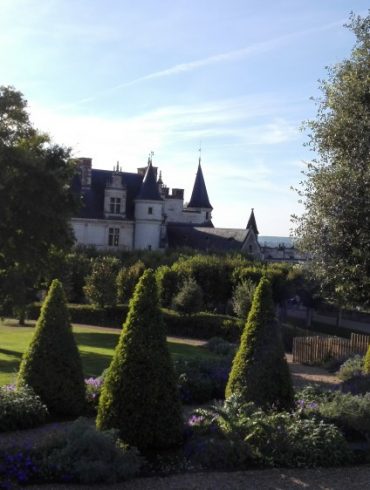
[134,156,164,250]
[186,158,213,224]
[246,208,259,235]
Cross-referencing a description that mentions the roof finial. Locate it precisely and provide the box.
[148,151,154,165]
[198,141,202,165]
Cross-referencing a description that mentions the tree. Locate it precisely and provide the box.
[231,279,255,319]
[225,277,294,410]
[96,269,183,451]
[294,13,370,308]
[17,279,86,417]
[116,260,145,303]
[84,256,120,307]
[172,277,203,314]
[0,86,77,321]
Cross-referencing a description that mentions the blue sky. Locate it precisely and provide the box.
[1,0,368,235]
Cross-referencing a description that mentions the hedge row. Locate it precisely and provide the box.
[27,303,243,341]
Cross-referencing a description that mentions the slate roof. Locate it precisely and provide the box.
[137,161,162,201]
[167,224,252,251]
[246,208,259,235]
[72,169,143,220]
[187,162,213,209]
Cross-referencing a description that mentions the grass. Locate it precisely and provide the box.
[0,320,216,386]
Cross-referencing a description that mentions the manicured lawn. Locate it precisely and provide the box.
[0,321,215,386]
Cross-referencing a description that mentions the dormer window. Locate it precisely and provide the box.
[110,197,121,214]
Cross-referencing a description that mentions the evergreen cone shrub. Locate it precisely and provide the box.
[225,277,294,410]
[96,269,183,451]
[364,345,370,374]
[17,279,85,417]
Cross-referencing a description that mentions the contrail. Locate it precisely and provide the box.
[63,19,344,108]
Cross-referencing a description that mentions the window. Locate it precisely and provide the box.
[108,227,120,246]
[110,197,121,214]
[148,207,153,215]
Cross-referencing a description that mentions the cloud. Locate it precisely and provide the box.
[66,18,344,107]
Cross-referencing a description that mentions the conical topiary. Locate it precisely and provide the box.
[96,269,183,450]
[225,277,294,410]
[364,345,370,374]
[17,279,85,417]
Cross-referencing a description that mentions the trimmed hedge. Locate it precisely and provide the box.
[27,303,129,328]
[97,269,183,450]
[27,303,242,341]
[17,280,86,418]
[226,278,294,410]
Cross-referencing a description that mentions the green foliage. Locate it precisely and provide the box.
[205,337,236,357]
[116,260,145,303]
[42,418,142,484]
[317,392,370,439]
[231,279,255,319]
[156,265,180,307]
[17,279,86,417]
[337,355,364,381]
[294,13,370,308]
[97,269,183,450]
[226,278,294,410]
[188,394,351,469]
[364,342,370,374]
[27,302,129,328]
[172,277,203,314]
[84,256,120,307]
[0,86,77,322]
[175,357,231,404]
[172,255,249,310]
[0,385,48,432]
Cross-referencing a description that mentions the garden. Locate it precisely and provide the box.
[2,264,370,489]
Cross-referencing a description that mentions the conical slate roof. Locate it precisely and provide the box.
[137,160,162,201]
[188,161,213,209]
[246,208,259,235]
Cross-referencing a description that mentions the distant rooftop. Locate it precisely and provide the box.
[258,236,295,248]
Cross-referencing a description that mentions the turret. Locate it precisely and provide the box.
[246,208,259,235]
[134,155,164,250]
[186,159,213,224]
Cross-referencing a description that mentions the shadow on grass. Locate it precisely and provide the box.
[73,331,119,350]
[79,349,114,378]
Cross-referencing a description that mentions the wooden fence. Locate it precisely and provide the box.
[292,333,370,364]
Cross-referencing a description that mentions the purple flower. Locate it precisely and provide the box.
[188,415,205,426]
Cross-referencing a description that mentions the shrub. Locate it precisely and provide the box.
[205,337,236,357]
[172,277,203,315]
[156,265,180,307]
[43,418,142,484]
[317,392,370,440]
[226,278,294,410]
[116,260,145,303]
[341,374,370,395]
[0,385,48,432]
[97,269,183,451]
[0,418,142,486]
[337,355,364,381]
[188,395,351,469]
[84,256,120,307]
[231,279,255,319]
[27,302,129,328]
[175,358,231,404]
[363,343,370,374]
[163,310,242,342]
[17,279,86,417]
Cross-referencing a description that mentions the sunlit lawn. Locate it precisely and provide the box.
[0,320,214,386]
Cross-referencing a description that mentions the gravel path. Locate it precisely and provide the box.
[26,466,370,490]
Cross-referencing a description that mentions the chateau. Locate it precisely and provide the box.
[71,156,305,262]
